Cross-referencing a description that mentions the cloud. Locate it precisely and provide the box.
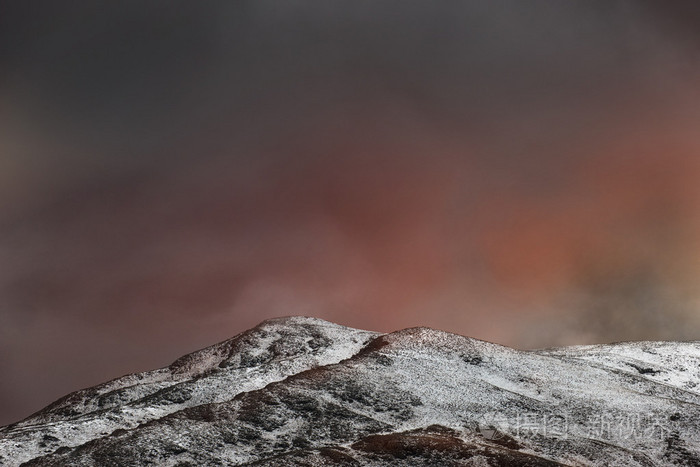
[2,1,700,425]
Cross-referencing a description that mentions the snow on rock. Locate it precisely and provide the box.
[2,317,700,466]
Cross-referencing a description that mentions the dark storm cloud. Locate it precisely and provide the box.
[0,1,668,168]
[2,1,700,425]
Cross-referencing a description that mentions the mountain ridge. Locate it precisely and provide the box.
[2,316,700,466]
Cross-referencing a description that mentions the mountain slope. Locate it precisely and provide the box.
[0,317,378,466]
[2,317,700,466]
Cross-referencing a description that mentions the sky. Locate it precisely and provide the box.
[1,1,700,425]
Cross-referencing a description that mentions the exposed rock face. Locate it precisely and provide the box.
[2,317,700,466]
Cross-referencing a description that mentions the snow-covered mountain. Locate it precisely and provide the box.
[2,316,700,466]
